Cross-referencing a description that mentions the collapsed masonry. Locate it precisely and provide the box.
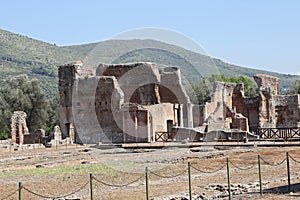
[59,61,192,143]
[196,74,300,133]
[10,111,46,145]
[59,62,300,144]
[10,111,29,145]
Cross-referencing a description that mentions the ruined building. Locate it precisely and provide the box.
[59,62,300,144]
[10,111,29,145]
[59,61,192,143]
[197,74,300,134]
[10,111,47,145]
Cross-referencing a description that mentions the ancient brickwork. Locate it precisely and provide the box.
[10,111,29,145]
[54,125,62,141]
[254,74,279,128]
[58,61,83,138]
[59,62,190,143]
[59,60,299,143]
[273,95,300,128]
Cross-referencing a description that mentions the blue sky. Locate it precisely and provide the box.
[1,0,300,75]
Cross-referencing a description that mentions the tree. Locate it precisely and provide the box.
[0,92,11,139]
[187,74,258,105]
[0,76,49,136]
[45,95,60,135]
[187,79,212,105]
[286,79,300,95]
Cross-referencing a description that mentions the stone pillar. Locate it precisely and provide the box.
[187,103,193,128]
[69,123,75,144]
[10,111,29,145]
[147,110,151,143]
[203,103,207,122]
[19,122,23,145]
[11,117,16,144]
[173,104,178,126]
[54,125,62,141]
[254,74,278,128]
[178,104,184,127]
[122,111,126,142]
[134,111,138,142]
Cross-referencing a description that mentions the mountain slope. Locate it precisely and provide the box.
[63,39,298,90]
[0,29,79,96]
[0,29,298,97]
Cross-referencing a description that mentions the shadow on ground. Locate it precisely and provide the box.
[264,182,300,195]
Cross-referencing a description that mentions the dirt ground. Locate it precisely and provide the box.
[1,143,300,200]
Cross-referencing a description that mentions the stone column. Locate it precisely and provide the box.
[134,111,138,142]
[187,103,193,128]
[122,111,126,142]
[147,110,151,143]
[18,122,23,145]
[11,121,16,144]
[178,104,184,127]
[69,123,75,144]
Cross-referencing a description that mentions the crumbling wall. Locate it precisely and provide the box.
[95,76,124,143]
[72,76,124,144]
[97,63,161,105]
[204,82,237,130]
[242,97,260,132]
[58,61,82,138]
[254,74,279,128]
[23,129,45,144]
[10,111,29,145]
[231,114,249,131]
[122,105,149,143]
[148,103,175,135]
[159,67,192,128]
[274,94,300,128]
[192,105,205,127]
[54,125,62,141]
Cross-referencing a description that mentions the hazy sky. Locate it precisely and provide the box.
[1,0,300,75]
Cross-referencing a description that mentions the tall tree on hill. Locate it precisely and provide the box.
[0,92,11,139]
[286,79,300,95]
[187,74,258,105]
[0,76,50,138]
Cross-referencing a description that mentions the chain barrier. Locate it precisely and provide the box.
[229,160,255,170]
[94,164,145,177]
[190,163,227,174]
[0,189,18,200]
[5,152,300,199]
[260,156,286,166]
[22,181,89,199]
[149,168,187,179]
[93,174,144,187]
[149,162,185,174]
[288,154,300,164]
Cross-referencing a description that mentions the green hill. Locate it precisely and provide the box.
[0,29,298,97]
[0,29,79,97]
[63,39,299,92]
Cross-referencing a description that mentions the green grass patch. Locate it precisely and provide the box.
[0,163,115,179]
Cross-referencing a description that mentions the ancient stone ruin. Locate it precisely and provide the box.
[10,111,29,145]
[59,62,192,143]
[10,111,50,145]
[59,61,300,144]
[54,125,62,141]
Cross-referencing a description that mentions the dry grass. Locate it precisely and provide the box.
[1,145,300,199]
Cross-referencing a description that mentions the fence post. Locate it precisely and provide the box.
[188,162,192,200]
[145,167,149,200]
[19,182,22,200]
[286,152,291,193]
[90,173,93,200]
[258,154,263,196]
[226,157,231,200]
